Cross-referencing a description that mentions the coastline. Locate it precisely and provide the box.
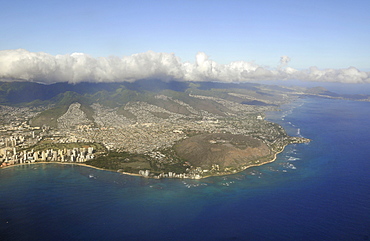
[201,144,287,179]
[0,161,143,177]
[1,144,289,179]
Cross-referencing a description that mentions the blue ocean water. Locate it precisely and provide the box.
[1,98,370,241]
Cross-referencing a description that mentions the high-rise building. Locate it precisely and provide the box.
[41,151,46,161]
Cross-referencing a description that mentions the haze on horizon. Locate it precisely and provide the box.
[1,0,369,84]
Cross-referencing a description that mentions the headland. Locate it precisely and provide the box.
[0,80,316,178]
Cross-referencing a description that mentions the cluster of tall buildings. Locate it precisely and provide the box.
[0,146,95,167]
[2,135,27,147]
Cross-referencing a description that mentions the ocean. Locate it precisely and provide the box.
[1,97,369,241]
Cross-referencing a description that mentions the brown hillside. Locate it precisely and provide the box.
[174,133,271,170]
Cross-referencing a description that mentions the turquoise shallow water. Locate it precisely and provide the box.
[1,97,370,241]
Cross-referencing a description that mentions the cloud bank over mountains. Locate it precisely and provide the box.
[0,49,369,84]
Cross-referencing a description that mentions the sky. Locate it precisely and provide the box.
[1,0,370,84]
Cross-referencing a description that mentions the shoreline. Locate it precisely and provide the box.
[0,161,143,177]
[1,145,288,179]
[201,144,286,179]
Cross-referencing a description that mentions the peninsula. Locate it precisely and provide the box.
[6,80,359,178]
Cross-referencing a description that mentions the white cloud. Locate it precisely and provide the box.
[279,55,291,68]
[0,49,369,84]
[292,66,370,83]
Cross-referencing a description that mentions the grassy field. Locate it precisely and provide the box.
[85,151,151,173]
